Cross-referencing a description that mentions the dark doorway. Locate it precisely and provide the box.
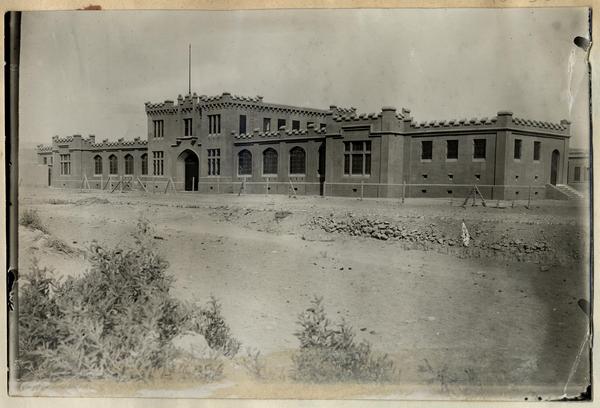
[550,149,560,185]
[184,152,199,191]
[48,167,52,186]
[318,143,326,195]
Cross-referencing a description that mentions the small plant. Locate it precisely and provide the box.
[291,296,397,383]
[197,296,241,358]
[239,347,266,380]
[45,237,74,254]
[20,208,48,233]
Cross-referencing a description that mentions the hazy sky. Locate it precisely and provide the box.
[20,8,590,148]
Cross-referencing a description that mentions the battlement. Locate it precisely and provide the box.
[36,144,53,152]
[90,138,148,148]
[407,111,570,135]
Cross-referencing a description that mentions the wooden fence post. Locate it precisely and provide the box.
[402,180,406,204]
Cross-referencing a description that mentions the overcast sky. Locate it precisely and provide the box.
[20,8,590,148]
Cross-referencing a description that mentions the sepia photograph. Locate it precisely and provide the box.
[8,7,592,401]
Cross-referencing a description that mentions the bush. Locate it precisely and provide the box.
[18,218,239,382]
[291,296,397,383]
[239,347,266,380]
[20,209,48,233]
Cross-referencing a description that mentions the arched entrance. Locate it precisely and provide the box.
[177,150,199,191]
[550,150,560,185]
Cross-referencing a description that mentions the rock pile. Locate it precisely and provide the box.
[311,215,456,245]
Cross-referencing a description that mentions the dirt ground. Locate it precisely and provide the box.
[16,187,591,400]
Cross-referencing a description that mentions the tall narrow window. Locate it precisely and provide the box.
[263,118,272,132]
[289,147,306,175]
[124,154,134,175]
[208,114,221,135]
[533,141,541,161]
[109,155,118,174]
[574,166,581,181]
[421,140,433,160]
[277,118,286,130]
[514,139,522,160]
[94,155,102,175]
[141,153,148,175]
[153,120,164,138]
[238,149,252,175]
[292,120,300,130]
[473,139,487,159]
[263,148,278,175]
[446,140,459,159]
[153,151,164,176]
[60,154,71,175]
[184,118,193,136]
[343,141,371,176]
[208,149,221,176]
[239,115,247,134]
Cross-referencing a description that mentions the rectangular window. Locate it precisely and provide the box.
[343,141,371,176]
[153,120,164,138]
[239,115,247,134]
[292,120,300,130]
[184,118,193,136]
[263,118,271,132]
[446,140,458,159]
[208,149,221,176]
[208,114,221,135]
[153,151,164,176]
[141,155,148,175]
[514,139,522,160]
[307,121,314,128]
[43,157,47,164]
[60,154,71,175]
[421,140,433,160]
[533,141,541,161]
[278,118,286,130]
[473,139,487,159]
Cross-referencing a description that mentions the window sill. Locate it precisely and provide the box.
[514,158,522,162]
[446,158,458,162]
[262,174,277,177]
[472,158,486,162]
[342,174,371,178]
[420,159,432,163]
[290,174,306,177]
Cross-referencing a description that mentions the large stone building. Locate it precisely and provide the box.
[37,91,573,199]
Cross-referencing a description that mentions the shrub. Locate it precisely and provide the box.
[291,296,396,383]
[18,218,239,382]
[239,347,266,380]
[195,296,241,358]
[19,208,48,233]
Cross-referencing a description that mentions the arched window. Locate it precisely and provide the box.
[289,147,306,175]
[124,154,134,175]
[94,155,102,175]
[141,153,148,175]
[262,148,278,175]
[109,154,118,174]
[238,150,252,175]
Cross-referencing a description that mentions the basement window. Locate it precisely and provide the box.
[422,174,428,179]
[475,174,481,181]
[421,189,427,194]
[448,174,454,181]
[515,175,519,181]
[447,190,453,194]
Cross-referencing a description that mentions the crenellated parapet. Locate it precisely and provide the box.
[406,111,570,137]
[36,144,53,152]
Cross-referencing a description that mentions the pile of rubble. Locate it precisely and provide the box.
[311,215,457,245]
[311,215,552,256]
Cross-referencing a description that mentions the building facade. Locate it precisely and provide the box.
[37,91,572,199]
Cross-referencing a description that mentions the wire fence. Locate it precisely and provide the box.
[48,174,559,207]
